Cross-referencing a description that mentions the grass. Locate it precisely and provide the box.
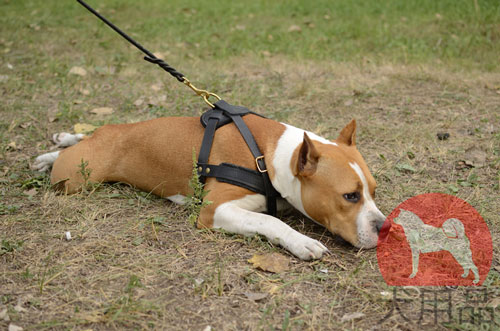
[1,0,500,330]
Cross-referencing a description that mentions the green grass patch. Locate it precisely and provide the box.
[1,0,499,72]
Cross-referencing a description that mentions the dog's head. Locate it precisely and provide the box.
[292,120,385,248]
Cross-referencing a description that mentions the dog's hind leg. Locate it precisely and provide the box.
[52,132,86,147]
[34,128,113,193]
[33,132,88,172]
[33,151,60,172]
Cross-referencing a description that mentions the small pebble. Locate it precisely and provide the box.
[65,231,72,241]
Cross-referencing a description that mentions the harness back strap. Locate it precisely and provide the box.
[197,100,280,216]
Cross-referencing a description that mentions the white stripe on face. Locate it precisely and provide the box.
[349,162,385,248]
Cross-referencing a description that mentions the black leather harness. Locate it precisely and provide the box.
[197,100,281,216]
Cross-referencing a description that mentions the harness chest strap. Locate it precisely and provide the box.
[197,100,281,216]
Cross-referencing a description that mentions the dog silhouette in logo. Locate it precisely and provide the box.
[393,209,479,284]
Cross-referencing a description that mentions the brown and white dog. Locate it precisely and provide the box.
[33,116,385,259]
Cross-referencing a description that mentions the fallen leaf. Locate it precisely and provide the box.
[74,123,97,134]
[288,25,302,33]
[248,252,290,273]
[73,99,83,105]
[19,122,32,129]
[244,292,268,301]
[341,312,365,322]
[463,146,487,168]
[90,107,113,115]
[24,188,38,198]
[69,66,87,77]
[261,50,271,57]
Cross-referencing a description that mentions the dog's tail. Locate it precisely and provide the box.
[442,218,466,239]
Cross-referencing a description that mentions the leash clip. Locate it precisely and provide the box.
[183,77,221,108]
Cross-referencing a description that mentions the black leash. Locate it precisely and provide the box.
[76,0,281,215]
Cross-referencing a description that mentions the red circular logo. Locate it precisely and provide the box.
[377,193,492,286]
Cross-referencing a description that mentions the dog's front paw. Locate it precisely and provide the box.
[283,233,328,260]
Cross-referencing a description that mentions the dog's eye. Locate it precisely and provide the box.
[343,192,361,203]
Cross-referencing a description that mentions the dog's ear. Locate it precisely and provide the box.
[296,132,320,177]
[337,119,356,146]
